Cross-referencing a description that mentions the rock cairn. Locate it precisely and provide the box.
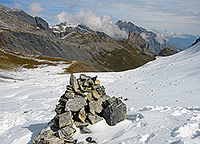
[33,74,127,144]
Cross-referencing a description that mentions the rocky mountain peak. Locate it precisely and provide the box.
[35,16,50,31]
[116,20,179,54]
[0,5,13,13]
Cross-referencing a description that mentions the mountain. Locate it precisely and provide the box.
[158,48,178,56]
[154,31,198,50]
[0,5,154,72]
[0,36,200,144]
[116,20,180,54]
[0,48,96,74]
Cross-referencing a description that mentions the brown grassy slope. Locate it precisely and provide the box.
[0,48,97,73]
[90,41,153,72]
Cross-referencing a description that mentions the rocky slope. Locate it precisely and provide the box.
[0,5,153,72]
[191,37,200,46]
[158,48,178,56]
[116,20,179,54]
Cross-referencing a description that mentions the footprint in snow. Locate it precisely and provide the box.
[126,113,144,122]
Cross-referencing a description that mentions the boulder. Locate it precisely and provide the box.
[86,92,92,101]
[92,84,101,91]
[55,111,72,128]
[77,79,85,92]
[32,130,65,144]
[80,74,89,81]
[102,97,127,126]
[95,80,100,85]
[64,91,75,99]
[87,113,103,125]
[88,78,95,86]
[70,74,79,92]
[74,121,88,128]
[89,100,103,115]
[91,90,100,100]
[66,96,86,112]
[83,81,89,87]
[86,137,97,143]
[80,126,92,134]
[56,126,76,140]
[55,104,63,114]
[78,107,86,122]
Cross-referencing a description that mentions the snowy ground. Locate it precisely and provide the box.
[0,43,200,144]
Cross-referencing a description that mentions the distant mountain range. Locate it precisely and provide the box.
[152,31,198,50]
[0,5,154,72]
[116,20,182,53]
[0,5,197,72]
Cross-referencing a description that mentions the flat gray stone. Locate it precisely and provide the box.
[66,96,87,112]
[80,126,92,134]
[32,130,65,144]
[74,121,88,128]
[57,126,76,140]
[55,111,72,128]
[89,100,103,115]
[102,97,127,126]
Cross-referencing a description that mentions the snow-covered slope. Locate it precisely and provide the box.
[0,42,200,144]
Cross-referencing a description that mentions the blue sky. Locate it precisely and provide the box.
[1,0,200,35]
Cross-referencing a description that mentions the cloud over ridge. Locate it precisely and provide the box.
[57,11,128,39]
[29,3,44,15]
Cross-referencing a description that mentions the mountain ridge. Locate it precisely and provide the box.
[0,5,154,72]
[116,20,180,54]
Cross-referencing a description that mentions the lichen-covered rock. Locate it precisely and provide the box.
[32,130,65,144]
[55,104,63,114]
[89,100,103,115]
[74,121,88,128]
[55,111,72,128]
[88,78,95,86]
[64,91,75,99]
[86,92,92,101]
[56,126,76,140]
[78,107,86,122]
[102,97,127,126]
[91,90,100,100]
[66,96,86,112]
[77,79,85,92]
[70,74,79,92]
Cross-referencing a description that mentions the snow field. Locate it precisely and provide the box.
[0,43,200,143]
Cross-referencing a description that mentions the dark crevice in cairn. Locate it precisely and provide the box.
[33,74,127,144]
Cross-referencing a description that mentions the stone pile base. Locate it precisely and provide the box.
[33,74,127,144]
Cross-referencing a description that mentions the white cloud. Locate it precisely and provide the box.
[111,2,200,35]
[111,3,134,10]
[13,2,22,9]
[29,3,44,15]
[57,10,128,39]
[57,11,72,22]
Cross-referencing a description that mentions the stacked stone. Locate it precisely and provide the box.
[33,74,127,144]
